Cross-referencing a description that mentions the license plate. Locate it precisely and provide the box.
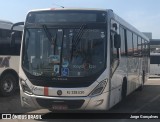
[52,104,68,110]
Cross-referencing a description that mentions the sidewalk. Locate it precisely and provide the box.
[145,78,160,85]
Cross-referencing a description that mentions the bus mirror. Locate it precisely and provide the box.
[10,22,24,47]
[114,34,121,48]
[11,22,24,31]
[113,23,118,30]
[10,32,16,47]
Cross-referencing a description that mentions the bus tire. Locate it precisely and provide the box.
[0,73,17,97]
[121,78,127,100]
[138,70,145,91]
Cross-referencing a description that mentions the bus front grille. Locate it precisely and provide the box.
[36,98,85,109]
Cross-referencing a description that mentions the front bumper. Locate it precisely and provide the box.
[21,91,109,110]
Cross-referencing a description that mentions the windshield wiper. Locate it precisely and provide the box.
[42,25,56,45]
[70,24,86,60]
[72,24,86,49]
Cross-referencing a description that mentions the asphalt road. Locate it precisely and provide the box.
[0,90,35,113]
[108,78,160,113]
[1,78,160,122]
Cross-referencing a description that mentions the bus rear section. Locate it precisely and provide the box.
[150,40,160,77]
[0,20,22,96]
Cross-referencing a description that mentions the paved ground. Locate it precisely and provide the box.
[0,91,35,113]
[108,79,160,113]
[1,79,160,122]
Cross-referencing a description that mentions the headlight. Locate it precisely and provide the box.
[89,79,108,97]
[19,77,33,95]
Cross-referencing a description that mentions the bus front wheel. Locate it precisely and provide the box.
[0,73,17,97]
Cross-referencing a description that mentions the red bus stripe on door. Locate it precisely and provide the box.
[44,87,48,96]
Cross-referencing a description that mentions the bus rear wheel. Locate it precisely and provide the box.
[0,73,17,97]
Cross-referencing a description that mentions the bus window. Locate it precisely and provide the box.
[126,30,133,56]
[138,36,142,55]
[142,39,145,56]
[133,33,137,54]
[0,29,22,55]
[120,27,127,56]
[110,31,119,62]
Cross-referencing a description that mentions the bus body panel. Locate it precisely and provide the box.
[20,86,110,110]
[0,56,19,75]
[19,66,110,110]
[107,10,149,108]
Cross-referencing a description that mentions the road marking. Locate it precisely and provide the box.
[132,94,160,113]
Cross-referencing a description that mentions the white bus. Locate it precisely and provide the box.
[0,20,22,96]
[11,8,150,110]
[150,41,160,76]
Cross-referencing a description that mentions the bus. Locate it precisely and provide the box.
[150,40,160,76]
[0,20,23,96]
[11,8,150,110]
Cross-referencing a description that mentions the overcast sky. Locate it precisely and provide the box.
[0,0,160,38]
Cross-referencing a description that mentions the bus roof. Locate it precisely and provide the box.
[0,19,23,31]
[29,8,107,12]
[0,19,12,24]
[0,19,12,30]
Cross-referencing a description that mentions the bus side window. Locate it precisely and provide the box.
[138,36,142,56]
[0,29,11,55]
[126,30,133,56]
[120,27,127,56]
[110,31,119,63]
[133,33,138,55]
[142,39,145,56]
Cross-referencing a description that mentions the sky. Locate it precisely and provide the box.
[0,0,160,39]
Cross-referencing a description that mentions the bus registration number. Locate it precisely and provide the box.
[67,91,85,95]
[52,104,68,110]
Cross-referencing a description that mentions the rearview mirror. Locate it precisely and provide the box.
[114,34,121,48]
[10,22,24,47]
[11,22,24,30]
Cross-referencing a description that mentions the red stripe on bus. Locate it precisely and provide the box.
[44,87,48,96]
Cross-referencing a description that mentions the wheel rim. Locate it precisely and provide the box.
[3,78,13,93]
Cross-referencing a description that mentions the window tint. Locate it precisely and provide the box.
[126,30,133,55]
[144,40,148,56]
[0,29,22,55]
[120,27,126,56]
[138,36,142,54]
[142,39,145,55]
[110,31,118,60]
[133,33,137,54]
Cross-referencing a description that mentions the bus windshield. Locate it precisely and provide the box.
[22,25,106,78]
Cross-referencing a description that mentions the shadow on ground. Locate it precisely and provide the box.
[0,90,35,113]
